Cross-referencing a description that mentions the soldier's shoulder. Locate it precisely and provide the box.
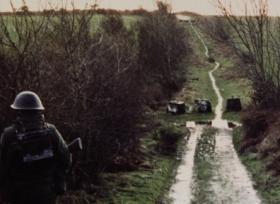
[45,123,60,136]
[1,125,17,144]
[45,123,57,130]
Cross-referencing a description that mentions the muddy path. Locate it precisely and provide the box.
[168,19,261,204]
[169,125,202,203]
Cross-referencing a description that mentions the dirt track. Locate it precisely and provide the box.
[168,18,261,204]
[169,126,202,203]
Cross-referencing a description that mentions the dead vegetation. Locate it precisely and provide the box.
[239,109,280,176]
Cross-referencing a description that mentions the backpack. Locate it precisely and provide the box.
[6,125,56,180]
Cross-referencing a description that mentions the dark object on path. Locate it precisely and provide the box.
[194,99,212,113]
[226,97,242,112]
[208,57,215,63]
[191,77,199,81]
[195,120,212,126]
[166,100,186,115]
[228,121,237,128]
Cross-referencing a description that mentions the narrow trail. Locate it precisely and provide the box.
[169,18,261,204]
[189,21,209,58]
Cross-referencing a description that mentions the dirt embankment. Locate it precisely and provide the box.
[241,109,280,175]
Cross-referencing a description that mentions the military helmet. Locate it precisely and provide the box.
[10,91,45,110]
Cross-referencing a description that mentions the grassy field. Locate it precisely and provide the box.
[1,14,139,34]
[91,14,140,30]
[214,54,251,122]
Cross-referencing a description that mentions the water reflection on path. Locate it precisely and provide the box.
[209,61,261,204]
[169,126,202,204]
[169,17,261,204]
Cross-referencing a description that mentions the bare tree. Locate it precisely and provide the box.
[217,0,280,109]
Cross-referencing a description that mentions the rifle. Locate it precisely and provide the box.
[56,137,83,194]
[67,137,83,153]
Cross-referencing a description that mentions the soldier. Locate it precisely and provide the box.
[0,91,71,204]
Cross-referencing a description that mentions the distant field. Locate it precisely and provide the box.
[90,14,140,31]
[0,14,140,37]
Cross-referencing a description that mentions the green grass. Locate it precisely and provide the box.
[214,57,251,120]
[193,25,252,122]
[94,113,190,204]
[1,14,139,38]
[191,127,217,204]
[190,65,217,108]
[180,24,218,122]
[232,127,280,203]
[100,155,178,204]
[223,112,241,122]
[157,111,214,125]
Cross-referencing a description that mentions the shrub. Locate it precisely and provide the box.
[158,124,184,153]
[137,2,191,104]
[100,14,125,35]
[240,107,277,153]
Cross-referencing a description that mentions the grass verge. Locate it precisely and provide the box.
[94,119,189,204]
[191,127,217,204]
[232,127,280,203]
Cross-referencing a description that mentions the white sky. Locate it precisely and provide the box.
[0,0,280,15]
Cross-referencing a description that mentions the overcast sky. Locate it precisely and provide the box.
[1,0,280,15]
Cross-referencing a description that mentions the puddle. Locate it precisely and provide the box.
[186,121,196,128]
